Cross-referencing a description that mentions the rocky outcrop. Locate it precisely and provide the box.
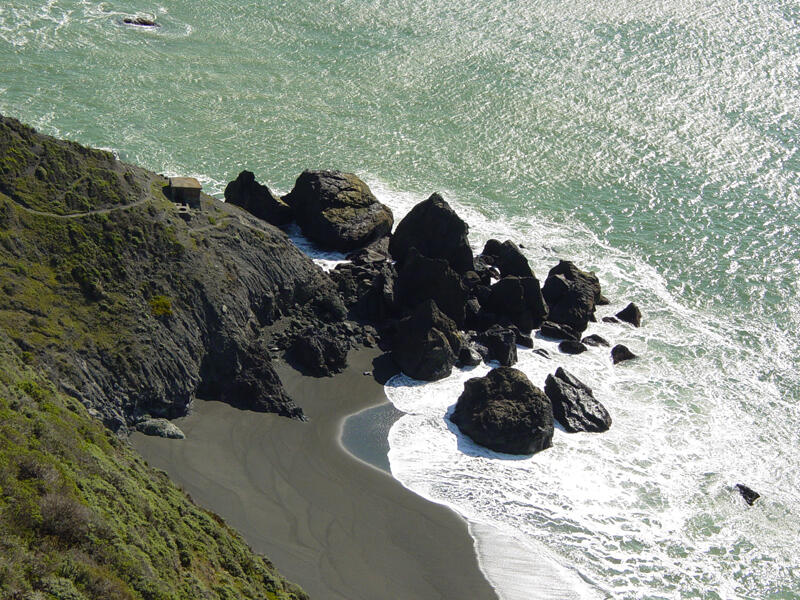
[540,320,580,341]
[395,248,468,327]
[544,368,611,433]
[479,239,533,278]
[224,170,293,227]
[615,302,642,327]
[449,367,553,455]
[542,260,607,332]
[611,344,637,364]
[392,300,462,381]
[389,193,474,273]
[289,327,348,377]
[483,276,547,333]
[135,418,185,439]
[283,170,393,251]
[330,259,397,324]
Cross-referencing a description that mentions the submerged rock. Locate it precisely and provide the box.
[392,300,462,381]
[389,192,474,273]
[284,170,393,251]
[544,368,611,433]
[224,170,293,226]
[735,483,760,506]
[616,302,643,327]
[449,367,553,455]
[136,418,185,439]
[123,16,159,27]
[611,344,637,364]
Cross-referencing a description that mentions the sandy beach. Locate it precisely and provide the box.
[132,347,498,600]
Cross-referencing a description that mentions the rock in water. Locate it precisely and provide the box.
[540,320,580,341]
[284,170,393,251]
[477,325,518,366]
[735,483,760,506]
[389,192,474,273]
[484,275,548,332]
[544,367,611,433]
[615,302,643,327]
[224,170,293,226]
[558,340,587,355]
[542,260,607,332]
[289,327,348,377]
[123,16,159,27]
[136,418,185,439]
[395,248,469,327]
[449,367,553,455]
[581,334,610,347]
[392,300,462,381]
[480,239,534,278]
[611,344,637,364]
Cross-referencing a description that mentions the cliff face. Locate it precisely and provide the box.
[0,115,346,431]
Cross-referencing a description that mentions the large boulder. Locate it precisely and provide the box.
[544,367,611,433]
[135,418,185,439]
[611,344,637,364]
[283,170,393,251]
[289,327,348,377]
[389,193,474,273]
[392,300,462,381]
[224,170,293,226]
[480,240,533,278]
[483,276,547,332]
[542,260,606,332]
[449,367,553,455]
[615,302,642,327]
[395,248,468,327]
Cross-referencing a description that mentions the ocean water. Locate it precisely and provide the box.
[2,1,798,598]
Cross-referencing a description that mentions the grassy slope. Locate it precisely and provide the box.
[0,116,309,599]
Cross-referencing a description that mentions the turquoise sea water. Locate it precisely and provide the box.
[2,1,798,598]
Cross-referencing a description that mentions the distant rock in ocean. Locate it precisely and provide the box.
[122,16,159,27]
[735,483,760,506]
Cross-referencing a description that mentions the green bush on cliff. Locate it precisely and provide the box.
[0,332,307,600]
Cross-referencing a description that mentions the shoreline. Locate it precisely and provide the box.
[132,347,498,600]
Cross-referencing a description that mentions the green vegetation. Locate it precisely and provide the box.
[0,332,306,600]
[0,116,309,598]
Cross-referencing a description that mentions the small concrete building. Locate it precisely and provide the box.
[169,177,202,208]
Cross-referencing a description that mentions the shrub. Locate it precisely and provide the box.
[39,492,92,544]
[147,295,172,318]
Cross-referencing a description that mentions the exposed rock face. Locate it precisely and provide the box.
[611,344,637,364]
[540,320,580,341]
[616,302,642,327]
[224,170,293,226]
[449,367,553,455]
[389,193,474,273]
[735,483,760,506]
[544,368,611,433]
[476,326,518,366]
[484,276,547,333]
[283,170,393,251]
[542,260,606,332]
[480,239,534,278]
[395,248,468,327]
[135,418,185,439]
[289,327,348,377]
[559,340,587,354]
[330,259,397,324]
[392,300,462,381]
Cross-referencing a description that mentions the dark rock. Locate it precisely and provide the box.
[457,344,483,367]
[477,325,517,366]
[581,334,610,347]
[283,170,393,251]
[544,368,611,433]
[616,302,642,327]
[449,367,553,455]
[392,300,462,381]
[602,316,620,324]
[533,348,550,359]
[542,260,606,332]
[346,236,391,264]
[331,259,397,324]
[484,276,547,333]
[509,326,533,348]
[558,340,588,354]
[389,193,474,273]
[611,344,637,364]
[289,327,348,377]
[395,248,468,327]
[540,320,580,341]
[224,170,293,227]
[123,16,159,27]
[135,418,185,439]
[735,483,760,506]
[473,255,500,285]
[480,239,533,278]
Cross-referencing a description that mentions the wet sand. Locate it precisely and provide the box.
[132,347,498,600]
